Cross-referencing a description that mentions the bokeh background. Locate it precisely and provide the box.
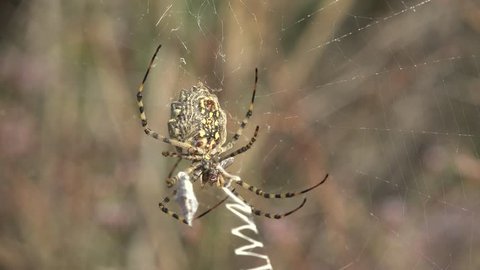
[1,0,480,269]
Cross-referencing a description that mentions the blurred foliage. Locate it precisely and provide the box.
[1,0,480,269]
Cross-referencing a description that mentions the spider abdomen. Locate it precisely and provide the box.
[168,82,227,152]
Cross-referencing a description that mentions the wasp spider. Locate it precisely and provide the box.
[136,44,328,225]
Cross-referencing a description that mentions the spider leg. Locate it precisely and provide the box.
[196,187,307,220]
[231,68,258,142]
[165,157,182,188]
[162,151,203,161]
[233,174,329,199]
[194,190,234,219]
[136,44,205,154]
[220,125,259,161]
[229,188,308,219]
[162,151,181,158]
[169,163,203,188]
[158,190,190,225]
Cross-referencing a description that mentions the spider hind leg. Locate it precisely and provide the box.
[230,189,308,219]
[235,173,329,199]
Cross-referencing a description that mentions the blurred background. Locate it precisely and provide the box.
[1,0,480,269]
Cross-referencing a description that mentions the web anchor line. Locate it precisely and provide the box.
[306,0,433,53]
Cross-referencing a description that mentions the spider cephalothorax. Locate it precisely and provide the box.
[136,44,328,225]
[196,157,234,187]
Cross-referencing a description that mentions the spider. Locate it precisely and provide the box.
[136,44,328,225]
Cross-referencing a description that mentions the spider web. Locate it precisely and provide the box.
[137,0,479,269]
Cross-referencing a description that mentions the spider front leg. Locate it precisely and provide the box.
[230,68,258,145]
[136,44,206,154]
